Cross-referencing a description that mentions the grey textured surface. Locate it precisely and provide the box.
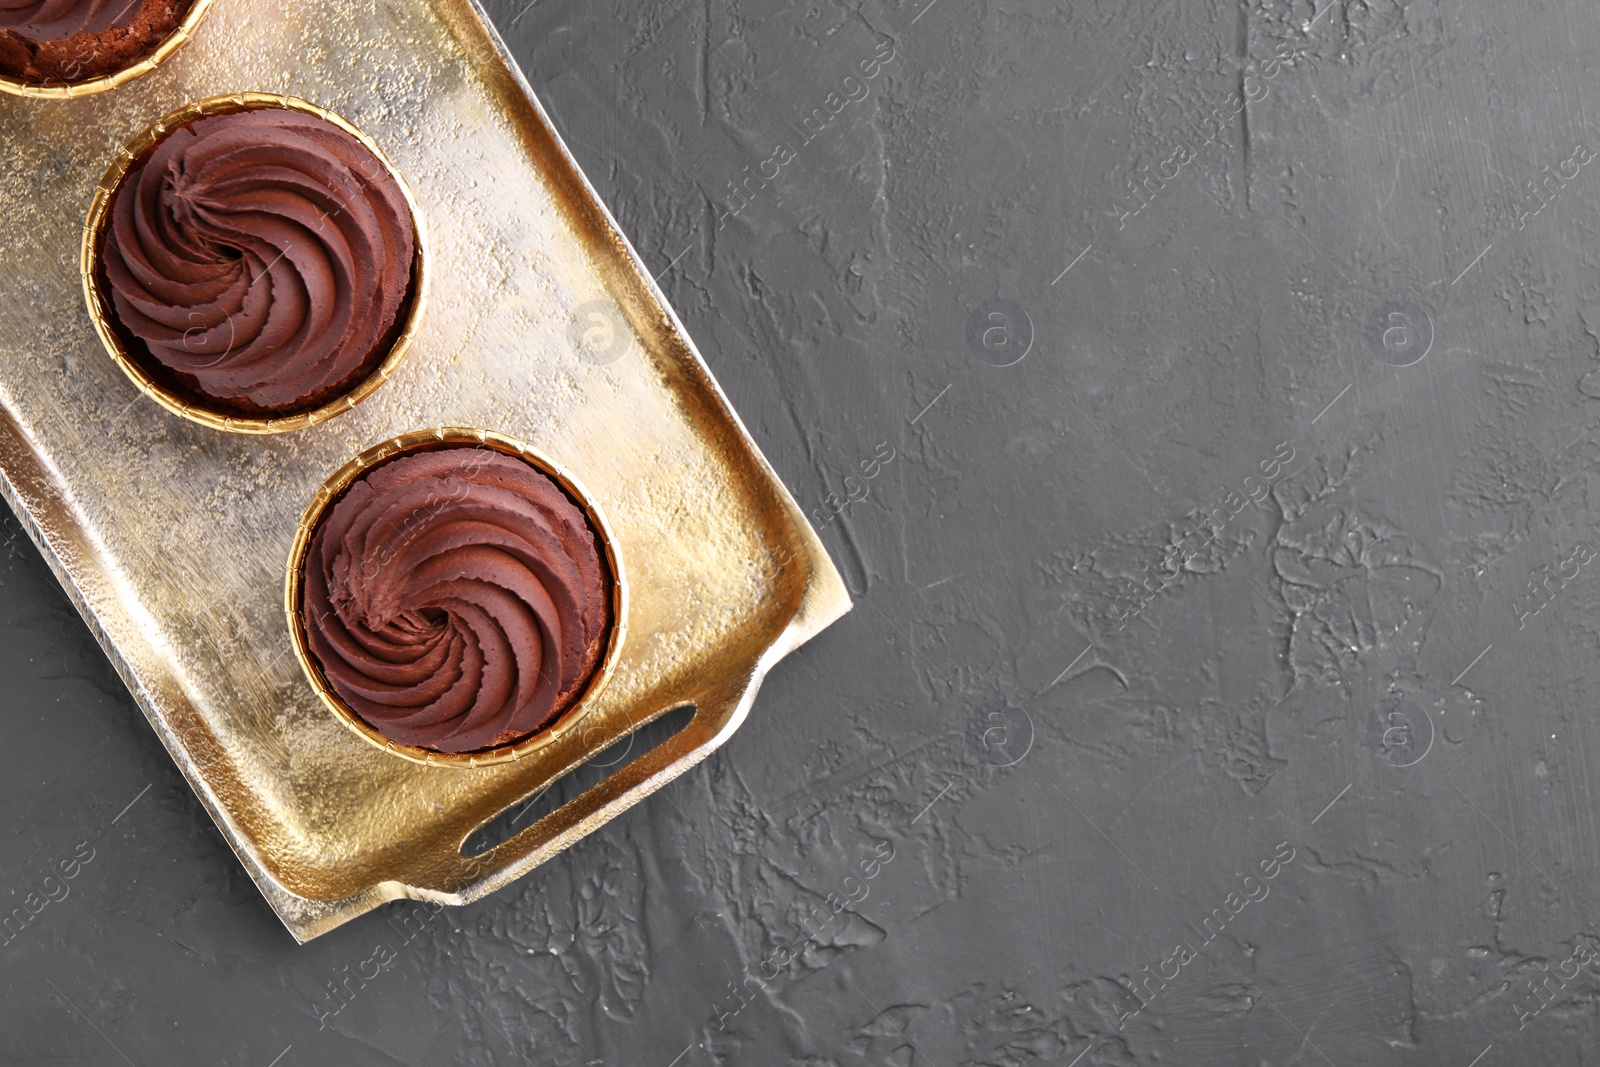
[6,0,1600,1063]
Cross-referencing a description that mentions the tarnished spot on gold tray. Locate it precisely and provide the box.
[0,0,849,940]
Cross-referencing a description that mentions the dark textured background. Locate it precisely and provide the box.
[8,0,1600,1062]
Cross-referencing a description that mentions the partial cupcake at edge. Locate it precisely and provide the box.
[85,96,424,430]
[293,438,620,759]
[0,0,206,91]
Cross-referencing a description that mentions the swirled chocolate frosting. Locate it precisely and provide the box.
[0,0,190,84]
[302,448,613,754]
[100,108,416,416]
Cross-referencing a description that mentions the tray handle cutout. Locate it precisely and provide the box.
[461,703,697,857]
[415,675,758,902]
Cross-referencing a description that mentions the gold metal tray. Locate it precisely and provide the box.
[0,0,849,941]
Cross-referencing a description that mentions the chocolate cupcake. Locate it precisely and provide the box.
[0,0,206,94]
[291,435,621,760]
[84,95,426,432]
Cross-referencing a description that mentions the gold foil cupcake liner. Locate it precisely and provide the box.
[285,428,629,768]
[0,0,214,99]
[80,91,429,434]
